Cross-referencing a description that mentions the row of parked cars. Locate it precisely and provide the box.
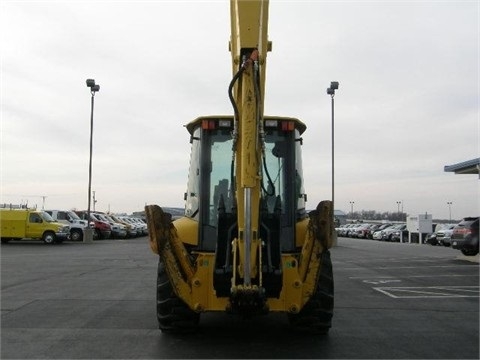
[336,223,408,242]
[0,207,149,244]
[426,217,479,256]
[336,217,479,256]
[45,209,148,241]
[425,224,456,246]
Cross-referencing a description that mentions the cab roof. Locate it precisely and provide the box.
[185,115,307,135]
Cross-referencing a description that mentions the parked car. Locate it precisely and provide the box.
[381,224,406,241]
[372,224,394,240]
[345,223,363,238]
[438,225,455,246]
[0,209,70,244]
[44,209,93,241]
[346,224,357,237]
[355,224,373,239]
[94,212,127,239]
[337,224,354,237]
[451,217,479,256]
[75,211,112,239]
[104,214,129,238]
[109,214,137,237]
[336,224,347,237]
[335,224,344,236]
[130,217,148,236]
[390,224,409,242]
[427,224,455,246]
[426,231,438,245]
[119,216,144,236]
[365,224,384,239]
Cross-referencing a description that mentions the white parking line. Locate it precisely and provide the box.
[373,286,480,299]
[349,274,478,280]
[342,264,475,271]
[406,274,479,278]
[363,279,402,285]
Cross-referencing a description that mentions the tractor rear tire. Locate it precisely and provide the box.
[156,259,199,333]
[288,249,334,334]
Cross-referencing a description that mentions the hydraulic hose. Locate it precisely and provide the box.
[228,67,244,132]
[228,50,261,202]
[228,50,259,131]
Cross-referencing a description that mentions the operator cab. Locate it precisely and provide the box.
[184,115,307,253]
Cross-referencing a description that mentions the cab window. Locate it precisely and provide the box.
[29,213,42,223]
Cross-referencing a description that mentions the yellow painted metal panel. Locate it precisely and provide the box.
[174,216,198,246]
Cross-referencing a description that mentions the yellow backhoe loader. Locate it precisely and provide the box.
[145,0,335,333]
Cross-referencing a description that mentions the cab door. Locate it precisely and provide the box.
[26,213,45,239]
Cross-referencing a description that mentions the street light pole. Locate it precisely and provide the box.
[447,201,452,221]
[396,201,402,219]
[85,79,100,243]
[349,201,355,219]
[93,191,97,211]
[326,81,339,214]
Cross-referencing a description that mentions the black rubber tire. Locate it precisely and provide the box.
[157,259,200,333]
[461,248,479,256]
[1,238,10,244]
[70,229,83,241]
[42,232,56,244]
[288,250,334,334]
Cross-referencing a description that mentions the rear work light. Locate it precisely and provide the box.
[202,119,232,130]
[264,119,295,131]
[264,120,278,128]
[218,119,232,128]
[281,121,295,131]
[202,120,216,130]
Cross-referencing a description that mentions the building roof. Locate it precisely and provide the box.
[334,209,347,216]
[444,158,480,176]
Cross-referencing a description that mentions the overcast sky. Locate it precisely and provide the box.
[1,0,478,220]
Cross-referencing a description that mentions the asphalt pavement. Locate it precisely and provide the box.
[1,237,478,359]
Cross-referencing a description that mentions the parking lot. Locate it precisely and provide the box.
[1,237,478,359]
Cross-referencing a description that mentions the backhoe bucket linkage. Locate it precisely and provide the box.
[145,205,197,308]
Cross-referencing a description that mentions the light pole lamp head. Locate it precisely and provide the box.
[86,79,100,93]
[327,81,339,96]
